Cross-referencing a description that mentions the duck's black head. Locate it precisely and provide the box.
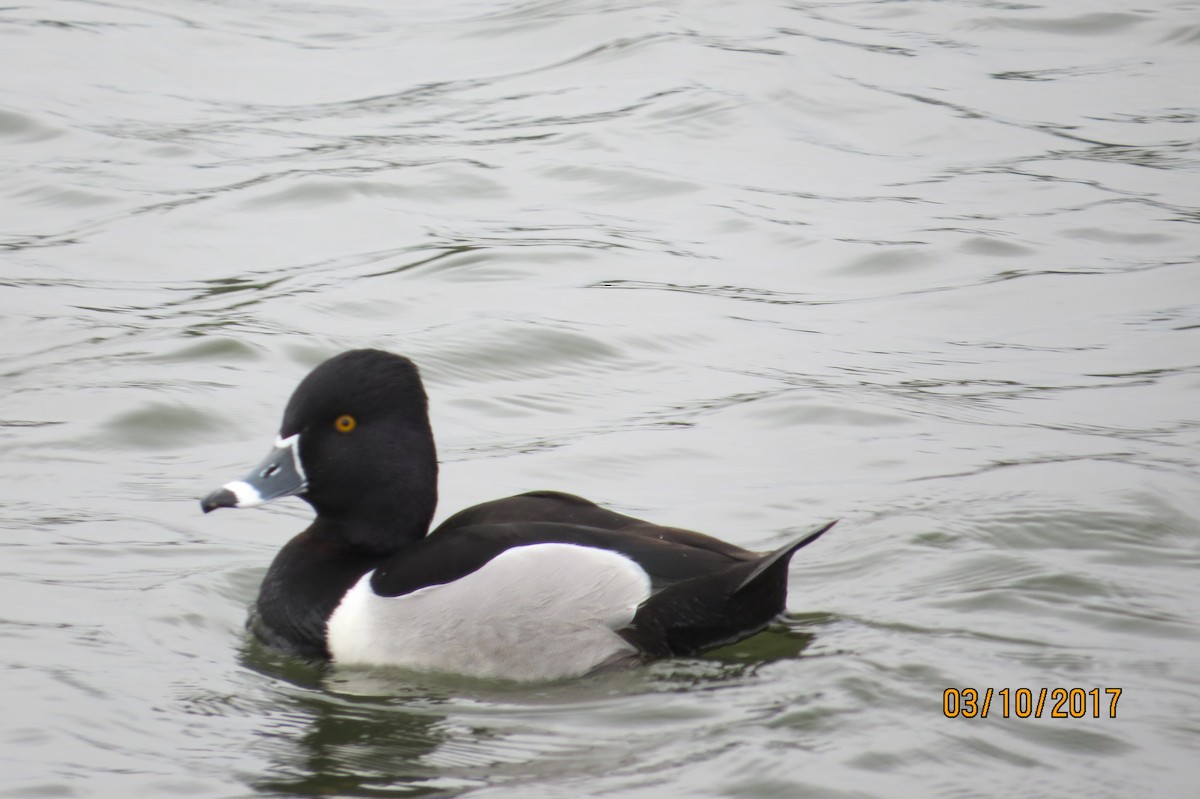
[202,349,439,551]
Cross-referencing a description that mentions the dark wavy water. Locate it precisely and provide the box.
[2,1,1198,796]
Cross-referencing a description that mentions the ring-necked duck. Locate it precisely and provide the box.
[201,349,834,681]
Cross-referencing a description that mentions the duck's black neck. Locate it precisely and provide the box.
[252,466,438,658]
[250,527,381,659]
[305,491,437,554]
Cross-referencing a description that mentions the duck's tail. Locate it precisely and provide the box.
[620,519,838,658]
[735,520,838,594]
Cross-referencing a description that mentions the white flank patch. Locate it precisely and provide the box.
[326,543,652,681]
[223,480,264,508]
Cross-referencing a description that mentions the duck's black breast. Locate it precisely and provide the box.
[251,529,383,659]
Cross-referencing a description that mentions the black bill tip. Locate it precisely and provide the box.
[200,487,237,514]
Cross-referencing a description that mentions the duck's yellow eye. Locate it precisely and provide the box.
[334,414,357,433]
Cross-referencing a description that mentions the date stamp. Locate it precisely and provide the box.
[943,688,1122,719]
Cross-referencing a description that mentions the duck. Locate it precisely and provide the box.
[201,349,835,681]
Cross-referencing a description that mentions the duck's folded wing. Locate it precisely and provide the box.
[369,521,748,598]
[432,491,757,560]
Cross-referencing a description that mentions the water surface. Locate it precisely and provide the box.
[2,1,1198,797]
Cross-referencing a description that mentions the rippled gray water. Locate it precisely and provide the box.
[3,1,1199,796]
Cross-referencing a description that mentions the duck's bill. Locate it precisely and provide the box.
[201,433,307,513]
